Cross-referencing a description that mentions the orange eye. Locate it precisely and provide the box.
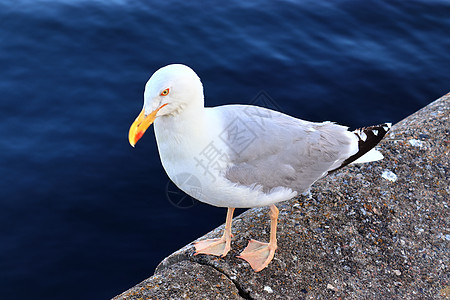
[160,88,170,96]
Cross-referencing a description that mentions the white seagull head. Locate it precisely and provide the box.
[129,64,203,147]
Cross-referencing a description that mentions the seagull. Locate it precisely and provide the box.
[128,64,391,272]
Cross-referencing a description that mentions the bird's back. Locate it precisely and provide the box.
[210,104,388,195]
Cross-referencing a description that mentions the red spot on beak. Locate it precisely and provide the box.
[136,131,144,142]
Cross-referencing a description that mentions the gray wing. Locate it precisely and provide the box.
[213,104,357,193]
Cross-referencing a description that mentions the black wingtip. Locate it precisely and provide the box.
[329,123,391,173]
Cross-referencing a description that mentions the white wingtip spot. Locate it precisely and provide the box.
[359,131,367,141]
[373,129,379,136]
[382,123,391,131]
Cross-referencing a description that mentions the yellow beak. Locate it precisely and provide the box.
[128,103,168,147]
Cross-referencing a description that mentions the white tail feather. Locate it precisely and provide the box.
[351,149,384,164]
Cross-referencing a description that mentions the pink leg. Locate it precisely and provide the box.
[194,207,235,257]
[237,204,279,272]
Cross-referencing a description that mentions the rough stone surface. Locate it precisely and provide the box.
[113,93,449,300]
[113,260,241,299]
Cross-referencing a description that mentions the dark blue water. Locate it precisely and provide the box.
[1,1,449,299]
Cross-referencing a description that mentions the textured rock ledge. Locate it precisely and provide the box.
[113,93,449,300]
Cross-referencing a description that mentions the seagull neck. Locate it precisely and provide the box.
[154,104,206,143]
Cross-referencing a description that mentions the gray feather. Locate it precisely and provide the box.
[214,105,356,193]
